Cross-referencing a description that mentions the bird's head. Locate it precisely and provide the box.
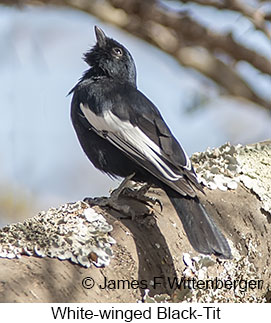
[83,26,137,86]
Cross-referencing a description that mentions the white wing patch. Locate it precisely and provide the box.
[180,144,192,170]
[80,103,184,181]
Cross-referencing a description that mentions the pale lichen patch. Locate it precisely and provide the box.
[191,142,242,191]
[176,234,265,302]
[191,141,271,214]
[143,238,265,303]
[237,143,271,214]
[0,201,115,267]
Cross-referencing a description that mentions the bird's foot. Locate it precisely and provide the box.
[83,195,131,215]
[84,173,135,214]
[119,183,163,212]
[84,175,162,220]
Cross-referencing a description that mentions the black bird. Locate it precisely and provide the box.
[70,26,232,259]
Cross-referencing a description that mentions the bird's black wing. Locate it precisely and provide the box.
[79,84,201,197]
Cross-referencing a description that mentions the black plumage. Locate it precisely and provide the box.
[70,26,232,259]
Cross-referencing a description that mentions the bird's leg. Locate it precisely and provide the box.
[84,173,162,217]
[84,173,136,215]
[110,172,136,200]
[120,182,163,212]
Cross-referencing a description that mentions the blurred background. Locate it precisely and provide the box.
[0,0,270,226]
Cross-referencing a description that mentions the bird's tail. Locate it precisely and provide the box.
[165,187,232,259]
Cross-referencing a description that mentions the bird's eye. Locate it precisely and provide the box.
[112,47,123,57]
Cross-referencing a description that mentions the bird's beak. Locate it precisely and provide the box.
[94,26,107,47]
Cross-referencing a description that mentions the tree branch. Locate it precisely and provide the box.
[0,142,270,302]
[1,0,270,110]
[179,0,271,37]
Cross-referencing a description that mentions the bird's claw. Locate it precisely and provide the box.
[84,195,133,216]
[119,184,163,212]
[84,179,163,219]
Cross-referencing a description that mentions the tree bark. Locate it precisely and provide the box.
[0,142,270,302]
